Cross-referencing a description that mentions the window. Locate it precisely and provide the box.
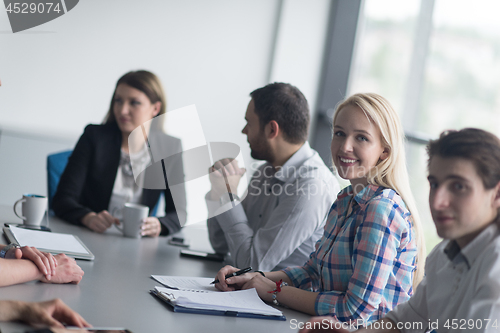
[349,0,500,252]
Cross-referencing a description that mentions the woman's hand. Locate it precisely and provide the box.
[5,246,57,281]
[81,211,119,233]
[214,265,260,292]
[39,254,84,284]
[141,217,161,237]
[240,274,277,302]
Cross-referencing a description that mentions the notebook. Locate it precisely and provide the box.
[150,275,285,320]
[3,225,94,260]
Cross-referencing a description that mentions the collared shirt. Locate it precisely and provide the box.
[206,142,339,271]
[283,184,417,323]
[386,223,500,333]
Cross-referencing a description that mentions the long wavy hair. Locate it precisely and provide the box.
[333,93,426,291]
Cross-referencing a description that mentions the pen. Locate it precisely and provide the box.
[211,267,252,284]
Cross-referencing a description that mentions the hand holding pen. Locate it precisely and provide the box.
[211,267,252,284]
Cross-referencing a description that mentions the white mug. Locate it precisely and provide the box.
[115,203,149,238]
[13,194,48,226]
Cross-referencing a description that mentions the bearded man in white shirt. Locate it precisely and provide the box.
[206,82,339,271]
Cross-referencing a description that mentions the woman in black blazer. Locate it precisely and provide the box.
[53,70,186,236]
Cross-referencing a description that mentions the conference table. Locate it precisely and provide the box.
[0,205,311,333]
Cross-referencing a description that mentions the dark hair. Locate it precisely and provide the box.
[103,70,166,127]
[427,128,500,189]
[249,82,310,144]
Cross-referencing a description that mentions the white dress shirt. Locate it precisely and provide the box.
[386,223,500,333]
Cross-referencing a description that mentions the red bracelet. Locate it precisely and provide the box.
[268,279,288,306]
[268,279,283,293]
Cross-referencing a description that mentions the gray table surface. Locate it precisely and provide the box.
[0,205,310,333]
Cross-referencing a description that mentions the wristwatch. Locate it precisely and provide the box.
[0,243,20,258]
[219,193,240,206]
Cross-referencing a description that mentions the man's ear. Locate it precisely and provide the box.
[152,101,162,117]
[265,120,280,140]
[492,181,500,209]
[379,147,390,161]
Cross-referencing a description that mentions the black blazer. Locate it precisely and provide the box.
[53,123,186,235]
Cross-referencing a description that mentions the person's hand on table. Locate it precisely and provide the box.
[298,317,349,333]
[141,217,161,237]
[40,254,84,284]
[6,299,91,328]
[239,274,277,301]
[209,158,246,200]
[214,265,260,292]
[81,210,119,233]
[5,246,57,281]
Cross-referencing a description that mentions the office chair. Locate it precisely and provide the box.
[47,150,73,215]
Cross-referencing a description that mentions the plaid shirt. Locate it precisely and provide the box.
[283,184,417,323]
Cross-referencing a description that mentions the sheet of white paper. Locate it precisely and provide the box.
[151,275,217,292]
[10,226,88,254]
[155,287,283,316]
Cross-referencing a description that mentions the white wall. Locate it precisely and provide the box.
[0,0,280,141]
[270,0,331,115]
[0,129,76,206]
[0,0,331,224]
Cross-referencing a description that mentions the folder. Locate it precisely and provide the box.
[150,286,286,321]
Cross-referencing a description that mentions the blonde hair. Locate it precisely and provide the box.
[333,93,425,291]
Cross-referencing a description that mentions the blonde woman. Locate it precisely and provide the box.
[214,93,425,324]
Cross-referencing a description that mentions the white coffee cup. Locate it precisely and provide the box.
[13,194,48,226]
[116,203,149,238]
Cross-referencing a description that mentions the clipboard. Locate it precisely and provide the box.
[150,289,286,321]
[3,225,95,260]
